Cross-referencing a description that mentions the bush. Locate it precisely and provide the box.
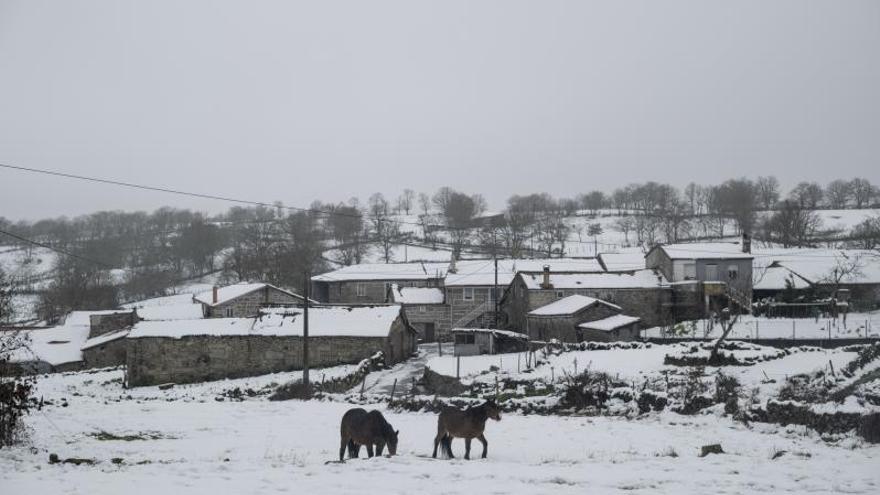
[1,331,37,447]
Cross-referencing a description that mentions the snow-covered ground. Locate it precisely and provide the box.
[2,364,879,495]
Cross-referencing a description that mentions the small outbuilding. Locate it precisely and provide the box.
[194,283,311,318]
[451,328,529,356]
[577,314,642,342]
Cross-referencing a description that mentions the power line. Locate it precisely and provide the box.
[0,228,115,269]
[0,162,426,228]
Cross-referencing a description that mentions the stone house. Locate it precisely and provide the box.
[452,328,529,356]
[194,283,310,318]
[443,258,604,334]
[389,284,449,342]
[126,305,416,387]
[526,294,624,342]
[645,242,753,316]
[502,267,672,331]
[311,262,447,304]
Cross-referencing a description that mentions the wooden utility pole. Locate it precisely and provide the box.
[303,270,310,394]
[493,257,499,328]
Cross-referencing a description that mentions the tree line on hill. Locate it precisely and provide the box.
[0,176,878,324]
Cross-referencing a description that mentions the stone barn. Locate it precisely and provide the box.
[389,284,448,342]
[126,305,417,387]
[80,309,138,369]
[311,262,447,304]
[194,283,310,318]
[452,328,529,356]
[502,268,672,331]
[526,294,623,342]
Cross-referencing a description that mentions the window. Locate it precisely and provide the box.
[225,307,234,317]
[356,283,366,297]
[419,305,426,313]
[463,287,474,301]
[455,333,475,344]
[556,291,564,299]
[728,265,739,280]
[683,263,696,280]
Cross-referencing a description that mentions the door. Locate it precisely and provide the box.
[705,264,718,281]
[423,323,436,343]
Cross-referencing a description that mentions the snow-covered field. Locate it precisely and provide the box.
[2,366,879,495]
[4,342,880,495]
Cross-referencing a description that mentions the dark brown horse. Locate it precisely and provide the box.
[339,408,399,461]
[432,399,501,460]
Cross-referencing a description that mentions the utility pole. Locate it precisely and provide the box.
[494,256,499,328]
[303,269,310,394]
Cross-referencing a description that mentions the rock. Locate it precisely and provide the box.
[49,453,60,464]
[700,444,724,457]
[111,458,124,464]
[158,383,175,390]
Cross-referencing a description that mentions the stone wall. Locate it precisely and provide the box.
[207,286,301,318]
[317,279,438,304]
[82,337,128,369]
[126,319,415,387]
[89,311,137,337]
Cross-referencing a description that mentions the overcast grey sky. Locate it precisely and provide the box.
[1,0,878,220]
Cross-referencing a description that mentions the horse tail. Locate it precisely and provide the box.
[441,434,453,458]
[347,440,358,458]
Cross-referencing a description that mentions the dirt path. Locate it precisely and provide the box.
[360,343,453,395]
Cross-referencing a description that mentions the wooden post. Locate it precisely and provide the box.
[792,320,795,340]
[389,378,398,403]
[755,320,759,340]
[494,376,499,399]
[574,358,578,376]
[303,270,311,395]
[360,374,367,399]
[456,355,460,380]
[517,353,521,373]
[551,366,555,382]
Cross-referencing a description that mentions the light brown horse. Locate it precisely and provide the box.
[432,399,501,460]
[339,408,399,461]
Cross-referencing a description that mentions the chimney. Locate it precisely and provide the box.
[541,265,551,289]
[212,286,219,304]
[742,232,752,254]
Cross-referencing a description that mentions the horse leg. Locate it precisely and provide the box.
[339,436,348,462]
[366,444,374,458]
[464,438,472,460]
[376,441,384,456]
[443,435,455,459]
[478,434,488,459]
[347,440,359,459]
[432,427,446,458]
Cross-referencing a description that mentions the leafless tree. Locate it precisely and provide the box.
[789,181,824,209]
[825,179,853,209]
[760,200,823,247]
[397,189,415,215]
[755,176,780,211]
[850,178,877,209]
[613,216,635,246]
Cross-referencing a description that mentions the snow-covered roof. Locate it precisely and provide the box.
[598,251,647,272]
[4,310,115,366]
[451,328,529,340]
[193,283,305,307]
[578,314,641,332]
[752,248,880,286]
[528,295,621,317]
[127,305,403,339]
[653,243,753,260]
[520,269,668,290]
[80,329,130,350]
[753,265,812,291]
[444,258,603,287]
[63,310,133,326]
[389,284,444,305]
[312,262,448,282]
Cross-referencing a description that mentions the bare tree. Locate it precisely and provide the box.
[760,200,822,247]
[397,189,415,215]
[789,182,824,209]
[755,176,780,211]
[708,308,740,365]
[0,269,15,325]
[613,216,635,246]
[825,179,853,209]
[850,178,877,209]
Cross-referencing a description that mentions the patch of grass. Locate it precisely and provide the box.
[89,430,170,441]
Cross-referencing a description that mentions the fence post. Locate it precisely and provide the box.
[755,320,759,341]
[360,374,367,399]
[389,378,397,403]
[792,320,796,340]
[456,355,460,380]
[438,340,442,357]
[517,353,521,373]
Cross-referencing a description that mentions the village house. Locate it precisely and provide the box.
[126,305,416,387]
[194,282,310,318]
[645,241,754,318]
[577,314,642,342]
[388,283,448,342]
[502,267,672,331]
[310,262,447,304]
[525,294,637,342]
